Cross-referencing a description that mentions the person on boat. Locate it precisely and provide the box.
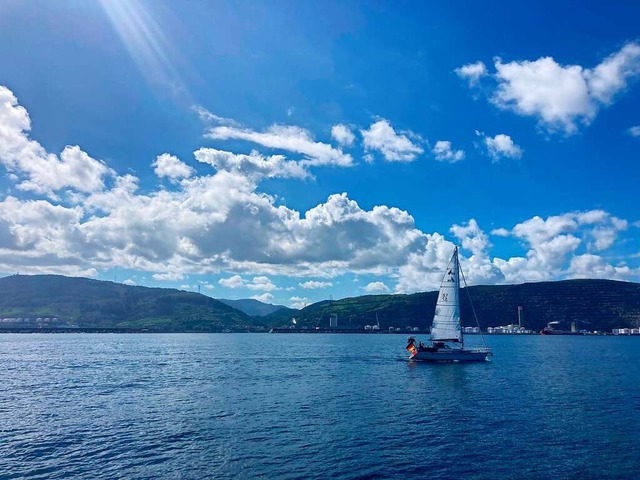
[406,337,417,355]
[418,341,425,350]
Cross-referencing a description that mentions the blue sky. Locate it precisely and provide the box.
[0,0,639,307]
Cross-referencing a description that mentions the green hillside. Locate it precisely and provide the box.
[218,298,293,317]
[264,279,640,332]
[0,275,252,331]
[1,275,639,333]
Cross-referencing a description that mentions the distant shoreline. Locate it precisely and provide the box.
[1,328,637,336]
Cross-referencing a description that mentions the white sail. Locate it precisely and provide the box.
[429,247,462,342]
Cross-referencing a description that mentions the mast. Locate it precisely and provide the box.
[458,250,490,350]
[458,249,464,347]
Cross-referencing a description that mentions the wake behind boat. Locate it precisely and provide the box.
[406,246,492,363]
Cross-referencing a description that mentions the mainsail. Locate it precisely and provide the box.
[429,246,462,342]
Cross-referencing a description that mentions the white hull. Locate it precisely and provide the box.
[411,348,490,362]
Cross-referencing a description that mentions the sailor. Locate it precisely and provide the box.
[406,337,417,354]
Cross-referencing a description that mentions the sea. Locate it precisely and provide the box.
[1,333,639,480]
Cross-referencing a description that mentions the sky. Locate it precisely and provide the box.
[0,0,639,308]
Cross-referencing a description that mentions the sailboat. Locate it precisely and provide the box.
[407,246,492,362]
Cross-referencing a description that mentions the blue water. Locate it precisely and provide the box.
[1,334,639,480]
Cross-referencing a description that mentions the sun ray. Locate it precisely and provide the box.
[99,0,187,97]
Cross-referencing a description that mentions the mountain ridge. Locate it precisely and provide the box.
[0,275,639,332]
[217,298,293,317]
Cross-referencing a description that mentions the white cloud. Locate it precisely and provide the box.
[491,228,510,237]
[152,272,185,281]
[450,219,504,285]
[218,275,276,291]
[577,210,609,225]
[492,57,591,133]
[152,153,194,180]
[627,126,640,137]
[191,105,240,127]
[588,217,627,251]
[481,133,523,161]
[219,275,244,288]
[122,279,137,286]
[568,254,634,280]
[395,233,458,293]
[364,281,389,293]
[489,210,631,283]
[194,148,309,180]
[387,210,634,289]
[206,124,353,167]
[586,43,640,104]
[455,61,488,86]
[251,292,274,303]
[0,86,113,198]
[299,280,333,289]
[0,85,637,292]
[331,124,356,146]
[486,42,640,134]
[432,140,465,163]
[361,119,423,162]
[246,276,276,291]
[289,296,310,309]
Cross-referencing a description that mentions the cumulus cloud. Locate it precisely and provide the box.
[490,210,632,283]
[460,42,640,134]
[299,280,333,289]
[364,281,389,293]
[152,153,194,180]
[451,219,504,285]
[206,124,353,167]
[361,119,423,162]
[152,272,185,281]
[394,233,458,293]
[432,141,465,163]
[289,296,310,309]
[0,85,637,293]
[218,275,276,291]
[396,211,636,291]
[219,275,244,288]
[194,148,309,180]
[627,126,640,137]
[491,228,510,237]
[481,133,523,161]
[331,124,355,146]
[455,61,488,86]
[568,254,632,280]
[0,86,113,198]
[251,292,274,303]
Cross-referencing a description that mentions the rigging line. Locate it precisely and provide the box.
[459,256,489,349]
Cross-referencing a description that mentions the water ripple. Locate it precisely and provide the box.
[1,334,639,479]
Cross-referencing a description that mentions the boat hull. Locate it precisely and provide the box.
[411,349,490,362]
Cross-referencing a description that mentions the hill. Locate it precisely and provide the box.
[0,275,253,332]
[1,275,639,333]
[263,279,640,333]
[217,298,293,317]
